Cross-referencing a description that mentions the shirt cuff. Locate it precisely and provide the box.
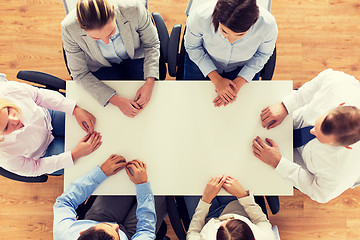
[275,156,294,178]
[104,92,116,107]
[198,199,212,208]
[136,182,153,197]
[92,165,108,184]
[282,92,298,115]
[60,151,75,168]
[238,66,256,83]
[237,191,255,205]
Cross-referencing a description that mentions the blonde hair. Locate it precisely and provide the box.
[0,98,21,141]
[76,0,115,30]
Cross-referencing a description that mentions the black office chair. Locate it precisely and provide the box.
[0,70,67,183]
[76,195,169,240]
[166,195,280,240]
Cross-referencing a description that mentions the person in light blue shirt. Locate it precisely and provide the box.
[53,154,166,240]
[184,0,278,107]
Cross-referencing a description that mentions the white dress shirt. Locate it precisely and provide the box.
[0,77,76,176]
[184,2,278,81]
[186,193,275,240]
[275,69,360,203]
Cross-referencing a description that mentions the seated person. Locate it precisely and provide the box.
[0,74,101,177]
[252,68,360,203]
[61,0,160,118]
[184,0,277,107]
[186,175,275,240]
[53,155,166,240]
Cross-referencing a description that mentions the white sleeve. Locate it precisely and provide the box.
[186,199,211,240]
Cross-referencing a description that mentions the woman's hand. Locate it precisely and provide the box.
[213,76,247,107]
[71,132,102,161]
[73,105,96,133]
[134,78,155,109]
[201,175,226,204]
[222,176,248,198]
[209,71,237,104]
[109,95,141,118]
[125,159,148,184]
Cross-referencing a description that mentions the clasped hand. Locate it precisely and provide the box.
[201,175,248,204]
[101,156,148,184]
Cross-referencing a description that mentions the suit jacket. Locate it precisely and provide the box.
[61,0,160,106]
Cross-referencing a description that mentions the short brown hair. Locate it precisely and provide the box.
[321,106,360,146]
[76,0,114,30]
[77,226,114,240]
[216,219,255,240]
[212,0,259,33]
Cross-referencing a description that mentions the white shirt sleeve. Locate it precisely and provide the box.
[186,199,211,240]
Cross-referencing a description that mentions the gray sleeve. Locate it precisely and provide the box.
[61,24,116,106]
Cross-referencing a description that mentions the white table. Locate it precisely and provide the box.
[65,81,293,195]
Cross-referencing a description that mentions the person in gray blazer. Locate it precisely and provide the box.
[61,0,160,118]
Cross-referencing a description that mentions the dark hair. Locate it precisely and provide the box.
[76,0,115,30]
[212,0,259,33]
[77,226,114,240]
[321,106,360,146]
[216,219,255,240]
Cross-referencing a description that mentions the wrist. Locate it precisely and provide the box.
[71,150,80,161]
[109,95,124,105]
[236,190,249,198]
[201,196,213,204]
[146,77,155,85]
[72,105,79,116]
[281,102,289,115]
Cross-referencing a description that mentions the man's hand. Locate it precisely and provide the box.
[125,159,148,184]
[134,77,155,109]
[201,175,226,204]
[252,136,282,168]
[213,76,247,107]
[222,176,248,198]
[260,103,288,129]
[109,95,141,118]
[73,105,96,133]
[101,154,127,176]
[71,132,102,161]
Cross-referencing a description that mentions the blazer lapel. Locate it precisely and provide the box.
[81,32,111,66]
[116,9,135,58]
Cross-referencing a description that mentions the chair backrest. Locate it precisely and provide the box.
[185,0,272,16]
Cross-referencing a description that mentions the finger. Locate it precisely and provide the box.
[110,154,117,159]
[226,87,236,98]
[256,137,266,148]
[260,111,270,121]
[253,150,261,159]
[252,138,262,151]
[132,161,141,169]
[221,93,231,103]
[81,133,91,142]
[260,107,269,115]
[266,138,278,148]
[252,145,261,155]
[224,92,235,102]
[93,141,102,151]
[125,167,134,177]
[130,101,141,110]
[267,120,280,130]
[213,96,221,103]
[112,166,123,175]
[134,91,141,102]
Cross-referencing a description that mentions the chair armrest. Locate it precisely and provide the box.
[260,46,276,80]
[17,70,66,92]
[152,12,169,62]
[168,24,182,77]
[0,167,48,183]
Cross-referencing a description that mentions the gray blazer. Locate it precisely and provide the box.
[61,0,160,106]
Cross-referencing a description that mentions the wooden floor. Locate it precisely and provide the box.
[0,0,359,239]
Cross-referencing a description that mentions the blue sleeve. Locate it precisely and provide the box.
[53,166,107,239]
[131,182,156,240]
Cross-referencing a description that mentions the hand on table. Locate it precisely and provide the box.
[201,175,226,204]
[110,95,141,118]
[134,77,155,109]
[73,105,96,133]
[213,76,247,107]
[261,103,288,129]
[252,136,282,168]
[222,176,248,198]
[101,154,127,176]
[126,159,148,184]
[71,132,102,161]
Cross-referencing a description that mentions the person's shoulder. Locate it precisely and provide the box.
[187,1,215,26]
[61,9,78,29]
[318,68,358,83]
[115,0,144,11]
[257,7,277,27]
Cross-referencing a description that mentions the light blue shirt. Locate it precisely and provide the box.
[53,166,156,240]
[184,2,278,81]
[97,24,129,64]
